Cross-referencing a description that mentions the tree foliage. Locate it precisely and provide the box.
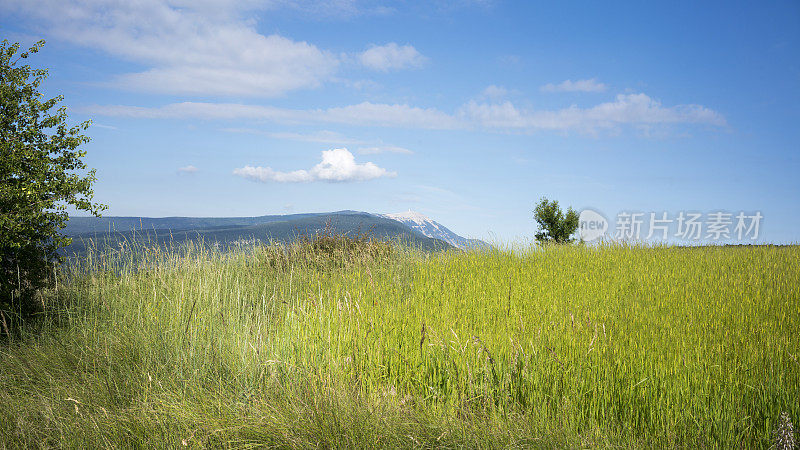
[1,39,105,321]
[533,197,579,244]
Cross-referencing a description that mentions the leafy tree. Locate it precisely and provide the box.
[1,39,105,323]
[533,197,579,244]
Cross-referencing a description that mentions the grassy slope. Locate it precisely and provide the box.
[1,243,798,447]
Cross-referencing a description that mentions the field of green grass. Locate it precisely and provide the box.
[1,240,798,447]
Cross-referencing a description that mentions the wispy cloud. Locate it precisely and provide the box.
[221,128,369,145]
[357,145,413,155]
[87,93,725,134]
[233,148,396,183]
[321,102,456,128]
[541,78,608,93]
[91,123,118,130]
[87,103,297,120]
[221,128,413,153]
[86,101,461,129]
[359,43,426,71]
[2,1,338,97]
[264,0,397,19]
[479,85,510,100]
[177,165,198,174]
[459,93,726,132]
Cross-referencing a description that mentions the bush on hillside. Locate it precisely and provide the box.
[258,221,393,270]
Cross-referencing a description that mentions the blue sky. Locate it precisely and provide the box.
[2,0,799,244]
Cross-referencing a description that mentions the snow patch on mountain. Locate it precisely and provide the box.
[381,210,488,250]
[384,210,432,225]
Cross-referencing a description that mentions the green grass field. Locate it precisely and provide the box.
[1,240,798,447]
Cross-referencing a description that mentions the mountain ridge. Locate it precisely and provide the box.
[61,211,457,255]
[379,210,489,250]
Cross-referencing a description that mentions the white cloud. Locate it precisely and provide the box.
[318,102,457,128]
[344,79,382,91]
[359,43,426,71]
[233,148,395,183]
[541,78,608,93]
[479,85,510,99]
[261,0,395,19]
[2,0,338,97]
[459,101,528,128]
[264,130,363,145]
[86,102,297,120]
[86,101,461,129]
[177,164,198,173]
[91,123,118,130]
[221,128,369,145]
[87,93,725,134]
[357,145,413,155]
[234,166,314,183]
[460,93,726,133]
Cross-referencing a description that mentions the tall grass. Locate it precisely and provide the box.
[1,239,798,447]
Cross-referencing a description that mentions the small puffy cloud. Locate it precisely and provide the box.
[357,145,413,155]
[541,78,608,93]
[234,148,396,183]
[359,43,426,71]
[177,165,198,174]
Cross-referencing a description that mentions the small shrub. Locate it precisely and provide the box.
[258,220,393,270]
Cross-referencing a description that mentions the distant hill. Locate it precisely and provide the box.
[62,211,453,255]
[381,210,490,250]
[62,212,324,235]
